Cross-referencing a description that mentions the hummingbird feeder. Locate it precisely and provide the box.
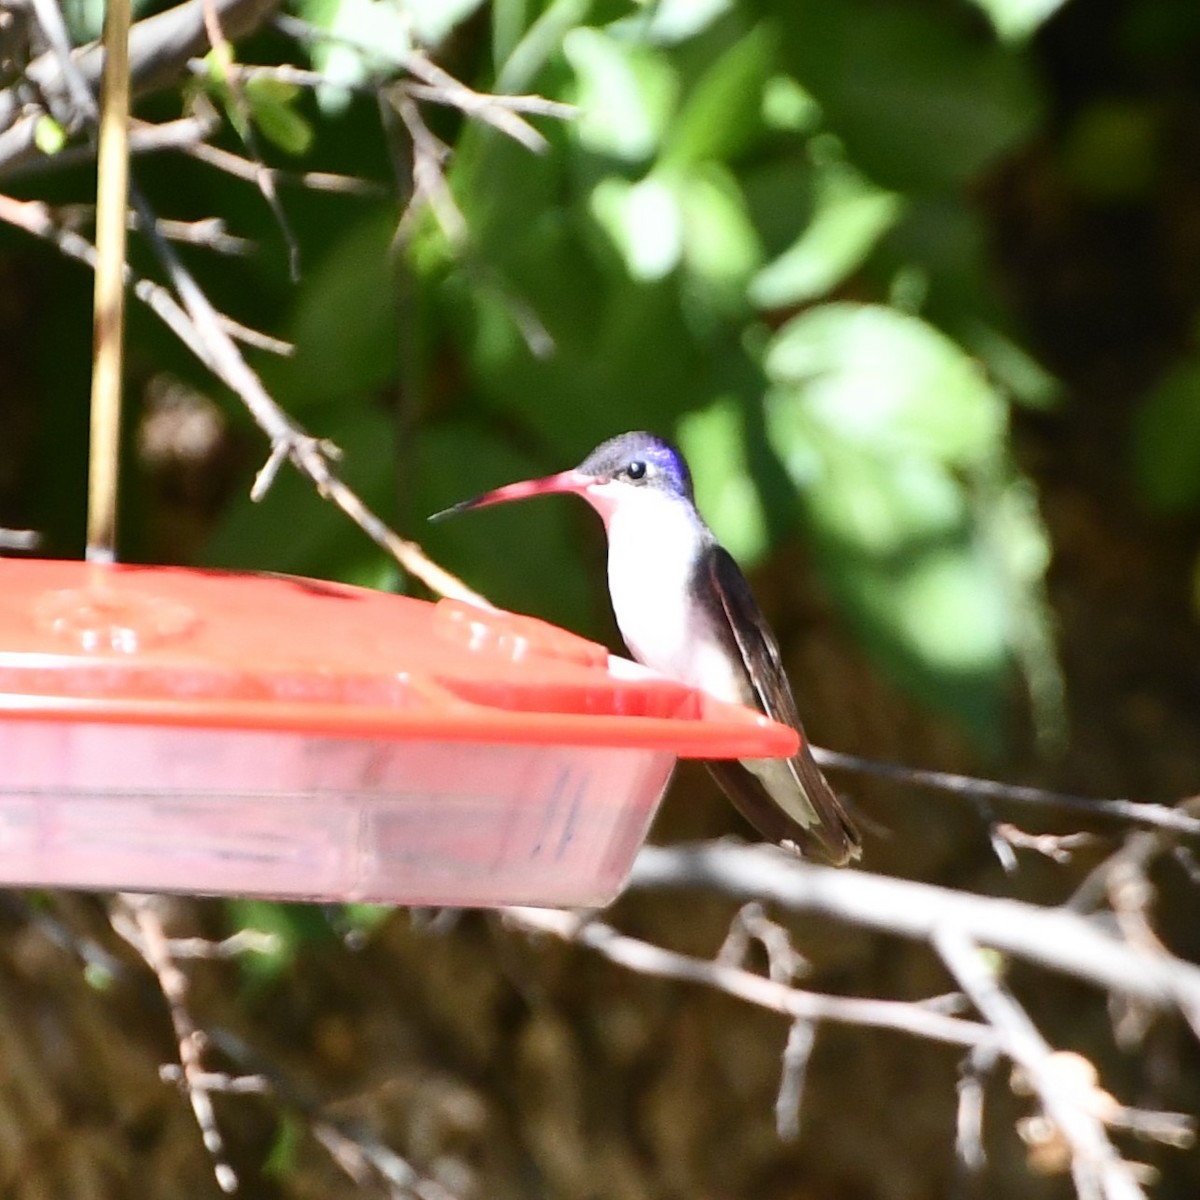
[0,558,798,906]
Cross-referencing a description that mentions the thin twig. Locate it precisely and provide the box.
[0,527,39,550]
[935,926,1146,1200]
[995,825,1101,864]
[775,1018,815,1141]
[505,906,997,1050]
[198,0,299,277]
[813,747,1200,839]
[115,894,240,1194]
[181,137,387,194]
[0,194,285,357]
[0,0,280,175]
[956,1044,998,1173]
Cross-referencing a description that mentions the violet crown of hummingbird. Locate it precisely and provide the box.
[432,430,861,866]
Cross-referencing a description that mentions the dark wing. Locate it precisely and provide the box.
[703,545,861,865]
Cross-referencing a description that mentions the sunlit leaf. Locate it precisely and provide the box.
[34,116,67,156]
[761,75,821,133]
[405,0,487,46]
[563,27,678,161]
[765,303,1005,465]
[607,0,735,45]
[661,25,774,167]
[761,303,1055,742]
[292,0,412,112]
[679,166,763,302]
[750,158,902,308]
[678,399,769,564]
[590,176,684,281]
[968,0,1071,43]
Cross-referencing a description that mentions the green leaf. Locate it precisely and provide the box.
[680,167,763,297]
[590,176,684,281]
[1132,361,1200,512]
[293,0,412,112]
[678,399,769,564]
[661,24,775,168]
[607,0,735,45]
[765,304,1005,466]
[244,77,314,156]
[761,75,821,133]
[562,27,678,161]
[762,303,1047,743]
[750,156,902,309]
[34,116,67,156]
[264,208,400,409]
[405,0,487,45]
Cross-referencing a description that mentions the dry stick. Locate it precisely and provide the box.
[0,0,280,174]
[10,114,219,176]
[7,29,478,602]
[627,843,1200,1028]
[0,195,285,357]
[181,137,387,195]
[505,906,996,1050]
[934,925,1146,1200]
[813,747,1200,839]
[775,1017,816,1141]
[117,895,240,1194]
[126,182,486,603]
[0,528,39,550]
[87,0,132,562]
[199,0,299,278]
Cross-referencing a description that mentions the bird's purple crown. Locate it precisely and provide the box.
[579,431,694,500]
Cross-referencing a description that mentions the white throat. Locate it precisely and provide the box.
[582,483,744,704]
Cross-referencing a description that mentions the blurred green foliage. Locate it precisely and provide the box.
[15,0,1088,749]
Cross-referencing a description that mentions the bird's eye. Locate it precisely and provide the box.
[626,460,647,481]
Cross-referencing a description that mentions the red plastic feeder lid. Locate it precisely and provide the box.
[0,560,798,758]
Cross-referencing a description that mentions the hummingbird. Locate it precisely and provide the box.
[432,431,861,866]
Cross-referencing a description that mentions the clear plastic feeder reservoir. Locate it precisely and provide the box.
[0,561,798,907]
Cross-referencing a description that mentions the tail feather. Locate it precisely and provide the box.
[706,747,861,866]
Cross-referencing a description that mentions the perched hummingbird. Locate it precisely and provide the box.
[432,431,861,866]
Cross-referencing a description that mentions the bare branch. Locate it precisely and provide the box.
[956,1045,998,1173]
[935,927,1146,1200]
[814,748,1200,840]
[0,0,281,175]
[182,136,388,195]
[505,906,997,1050]
[0,527,39,550]
[627,843,1200,1025]
[7,114,220,177]
[0,193,285,356]
[113,894,241,1194]
[996,824,1101,864]
[775,1018,815,1141]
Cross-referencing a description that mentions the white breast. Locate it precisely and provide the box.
[599,490,746,705]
